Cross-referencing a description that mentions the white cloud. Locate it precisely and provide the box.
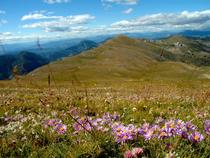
[21,11,61,21]
[111,10,210,32]
[68,10,210,37]
[3,10,210,43]
[123,8,133,14]
[0,32,12,36]
[43,0,69,4]
[102,0,138,5]
[22,14,95,32]
[0,31,67,44]
[45,25,88,32]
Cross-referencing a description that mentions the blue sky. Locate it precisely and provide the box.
[1,0,210,43]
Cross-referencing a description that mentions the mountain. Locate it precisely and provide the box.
[157,35,210,66]
[45,40,98,61]
[0,40,98,80]
[15,51,49,74]
[0,51,48,80]
[178,30,210,37]
[0,55,17,80]
[28,35,209,83]
[1,36,108,56]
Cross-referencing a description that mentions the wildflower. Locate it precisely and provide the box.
[181,131,188,139]
[163,120,176,136]
[138,123,150,135]
[175,119,185,128]
[112,124,137,143]
[144,129,155,140]
[175,119,186,136]
[188,131,204,143]
[159,130,168,139]
[73,117,92,132]
[55,123,67,134]
[132,107,137,112]
[204,120,210,136]
[45,119,62,128]
[131,147,143,157]
[112,112,120,120]
[124,150,135,158]
[185,121,196,131]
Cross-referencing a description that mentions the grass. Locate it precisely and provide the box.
[0,79,209,157]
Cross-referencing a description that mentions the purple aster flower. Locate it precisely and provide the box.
[175,119,185,129]
[44,119,62,128]
[165,120,176,129]
[73,122,83,132]
[144,129,155,140]
[158,130,168,139]
[204,120,210,136]
[188,131,204,143]
[112,124,136,143]
[181,131,189,139]
[102,112,120,124]
[164,120,177,136]
[111,112,120,121]
[73,117,93,133]
[118,133,133,143]
[185,121,196,132]
[55,123,67,134]
[138,123,150,135]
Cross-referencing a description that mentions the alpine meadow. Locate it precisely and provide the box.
[0,0,210,158]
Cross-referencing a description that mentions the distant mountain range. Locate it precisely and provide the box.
[42,40,98,61]
[0,52,48,80]
[0,40,98,80]
[1,31,210,80]
[125,30,210,39]
[1,29,210,55]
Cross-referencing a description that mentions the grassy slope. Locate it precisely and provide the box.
[157,36,210,66]
[23,35,209,87]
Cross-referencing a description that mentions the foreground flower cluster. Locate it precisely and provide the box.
[71,113,209,144]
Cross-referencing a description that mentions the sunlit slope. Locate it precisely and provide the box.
[158,36,210,66]
[28,36,205,83]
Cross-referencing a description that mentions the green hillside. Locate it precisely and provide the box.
[157,36,210,66]
[26,35,209,85]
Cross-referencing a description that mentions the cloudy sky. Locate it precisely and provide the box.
[1,0,210,43]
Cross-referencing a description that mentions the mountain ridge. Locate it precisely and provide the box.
[28,35,208,83]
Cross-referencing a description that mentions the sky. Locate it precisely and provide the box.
[1,0,210,43]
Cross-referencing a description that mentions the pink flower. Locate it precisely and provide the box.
[124,150,135,158]
[131,147,143,157]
